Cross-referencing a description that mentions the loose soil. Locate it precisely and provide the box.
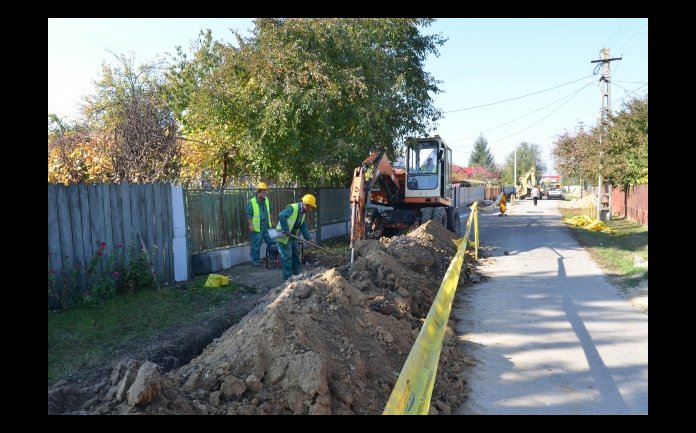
[48,222,479,415]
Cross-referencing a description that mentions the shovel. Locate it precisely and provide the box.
[268,228,334,254]
[287,233,334,254]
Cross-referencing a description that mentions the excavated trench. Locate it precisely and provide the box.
[48,222,479,415]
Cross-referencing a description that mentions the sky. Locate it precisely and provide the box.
[48,18,648,174]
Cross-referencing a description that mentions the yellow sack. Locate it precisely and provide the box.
[203,273,230,287]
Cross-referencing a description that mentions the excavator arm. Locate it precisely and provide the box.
[349,152,400,262]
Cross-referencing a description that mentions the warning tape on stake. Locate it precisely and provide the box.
[383,202,479,415]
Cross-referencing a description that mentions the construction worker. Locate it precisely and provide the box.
[245,182,276,267]
[498,191,507,216]
[532,185,540,206]
[276,194,316,281]
[420,157,436,173]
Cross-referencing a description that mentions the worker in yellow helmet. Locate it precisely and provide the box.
[245,182,276,266]
[276,194,317,281]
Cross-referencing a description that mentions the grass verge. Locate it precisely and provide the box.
[48,277,239,385]
[559,208,648,288]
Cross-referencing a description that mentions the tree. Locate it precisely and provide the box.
[468,134,495,172]
[82,53,180,183]
[604,95,648,188]
[551,94,647,190]
[500,142,547,185]
[552,128,601,183]
[48,114,112,184]
[168,18,446,187]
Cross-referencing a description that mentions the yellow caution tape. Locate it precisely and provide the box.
[383,204,477,415]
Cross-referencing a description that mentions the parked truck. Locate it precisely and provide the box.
[349,136,461,262]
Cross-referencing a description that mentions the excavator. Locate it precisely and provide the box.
[516,167,544,200]
[349,136,461,262]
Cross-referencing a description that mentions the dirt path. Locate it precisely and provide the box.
[453,199,648,414]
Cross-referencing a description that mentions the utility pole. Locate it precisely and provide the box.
[513,149,517,200]
[591,48,621,220]
[576,121,584,198]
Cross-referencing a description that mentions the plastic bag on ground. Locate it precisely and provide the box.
[204,273,230,287]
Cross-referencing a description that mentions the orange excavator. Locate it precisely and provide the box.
[349,136,461,262]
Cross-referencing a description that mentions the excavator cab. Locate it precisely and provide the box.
[404,136,452,202]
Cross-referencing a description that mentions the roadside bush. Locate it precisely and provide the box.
[48,241,156,310]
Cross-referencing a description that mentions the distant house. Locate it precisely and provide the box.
[452,164,498,184]
[540,174,562,185]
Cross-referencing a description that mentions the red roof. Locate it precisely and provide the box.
[452,164,499,183]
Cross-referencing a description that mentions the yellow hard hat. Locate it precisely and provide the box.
[256,182,268,190]
[301,194,317,208]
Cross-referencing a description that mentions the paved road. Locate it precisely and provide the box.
[454,198,648,415]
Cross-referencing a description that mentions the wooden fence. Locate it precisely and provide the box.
[48,183,174,288]
[612,184,648,227]
[185,188,351,254]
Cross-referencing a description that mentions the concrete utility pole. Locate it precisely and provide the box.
[513,149,517,199]
[591,48,621,220]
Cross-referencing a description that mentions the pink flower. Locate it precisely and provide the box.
[117,243,124,248]
[96,250,103,257]
[100,241,107,248]
[112,272,120,279]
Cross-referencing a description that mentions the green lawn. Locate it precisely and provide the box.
[559,209,648,288]
[48,278,239,385]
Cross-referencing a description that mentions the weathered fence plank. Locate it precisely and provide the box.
[129,184,141,254]
[121,183,132,253]
[55,185,74,271]
[153,184,164,278]
[100,183,113,262]
[91,184,105,272]
[79,183,93,267]
[144,185,156,274]
[67,184,86,288]
[109,184,124,253]
[48,184,63,276]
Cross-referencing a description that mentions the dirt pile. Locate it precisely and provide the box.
[56,221,476,415]
[559,193,598,209]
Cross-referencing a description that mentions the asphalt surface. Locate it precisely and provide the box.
[453,197,648,415]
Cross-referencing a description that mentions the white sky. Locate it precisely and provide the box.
[48,18,648,174]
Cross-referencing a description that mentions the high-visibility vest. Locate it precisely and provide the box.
[276,203,304,245]
[249,197,271,232]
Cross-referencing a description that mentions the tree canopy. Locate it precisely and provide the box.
[167,18,446,187]
[48,19,446,187]
[551,94,647,189]
[468,134,496,172]
[499,142,546,185]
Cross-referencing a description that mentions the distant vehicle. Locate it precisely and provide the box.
[547,187,564,200]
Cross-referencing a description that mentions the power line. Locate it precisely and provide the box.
[614,82,648,106]
[449,82,593,145]
[604,18,635,50]
[487,84,588,145]
[442,75,592,114]
[616,22,648,56]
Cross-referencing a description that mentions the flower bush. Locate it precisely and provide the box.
[48,241,156,310]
